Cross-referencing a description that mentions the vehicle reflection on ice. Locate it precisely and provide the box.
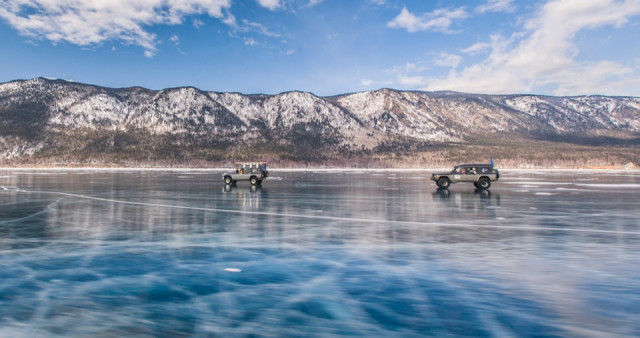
[222,183,263,193]
[433,187,497,198]
[222,184,263,208]
[431,187,501,219]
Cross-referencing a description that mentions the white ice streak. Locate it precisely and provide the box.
[575,183,640,188]
[503,181,570,185]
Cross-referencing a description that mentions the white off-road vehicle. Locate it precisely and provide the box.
[431,164,499,189]
[222,162,269,185]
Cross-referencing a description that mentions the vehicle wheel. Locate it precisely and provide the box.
[224,176,232,184]
[250,176,258,185]
[437,177,450,189]
[478,178,491,189]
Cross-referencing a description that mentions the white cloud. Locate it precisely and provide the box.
[398,75,427,86]
[241,19,280,38]
[0,0,232,56]
[476,0,516,14]
[193,18,205,28]
[222,12,237,27]
[256,0,280,10]
[224,18,280,48]
[461,41,491,54]
[370,0,385,4]
[405,62,427,72]
[170,34,180,44]
[379,62,429,89]
[360,79,393,87]
[386,62,429,75]
[433,52,462,68]
[361,79,374,87]
[387,6,469,33]
[425,0,640,95]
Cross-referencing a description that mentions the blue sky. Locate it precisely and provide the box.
[1,0,639,96]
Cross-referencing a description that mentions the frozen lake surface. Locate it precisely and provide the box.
[1,169,640,336]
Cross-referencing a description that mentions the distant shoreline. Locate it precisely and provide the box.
[0,167,637,172]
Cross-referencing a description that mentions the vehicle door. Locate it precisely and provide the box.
[478,166,492,180]
[451,167,463,182]
[237,165,251,179]
[462,166,478,182]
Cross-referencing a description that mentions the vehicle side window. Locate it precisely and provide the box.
[462,167,474,174]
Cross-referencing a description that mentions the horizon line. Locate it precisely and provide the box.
[2,77,638,99]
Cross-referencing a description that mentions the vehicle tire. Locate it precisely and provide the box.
[478,178,491,189]
[224,176,232,185]
[437,177,450,189]
[250,176,258,185]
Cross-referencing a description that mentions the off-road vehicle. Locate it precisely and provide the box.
[431,164,499,189]
[222,162,269,185]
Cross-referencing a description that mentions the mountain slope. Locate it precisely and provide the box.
[1,78,639,167]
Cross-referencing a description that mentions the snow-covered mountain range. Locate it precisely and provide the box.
[1,78,639,165]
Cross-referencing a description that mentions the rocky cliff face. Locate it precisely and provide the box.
[1,78,639,165]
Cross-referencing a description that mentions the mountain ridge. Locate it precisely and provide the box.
[1,78,639,167]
